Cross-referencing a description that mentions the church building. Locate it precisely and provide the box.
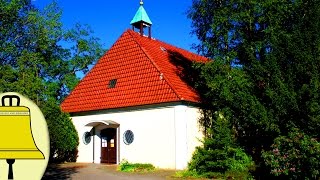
[61,1,209,169]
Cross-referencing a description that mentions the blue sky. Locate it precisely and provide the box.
[33,0,199,53]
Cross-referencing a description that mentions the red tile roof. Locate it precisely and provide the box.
[61,29,209,113]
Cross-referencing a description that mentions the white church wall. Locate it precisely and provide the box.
[185,106,204,163]
[174,105,204,169]
[71,104,203,169]
[72,105,175,168]
[174,105,188,169]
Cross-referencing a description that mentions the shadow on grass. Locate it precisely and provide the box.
[42,163,86,180]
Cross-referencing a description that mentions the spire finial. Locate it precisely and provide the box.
[131,0,152,38]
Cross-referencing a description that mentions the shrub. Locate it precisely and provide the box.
[118,160,155,172]
[187,111,255,179]
[41,101,79,163]
[188,145,254,179]
[262,129,320,179]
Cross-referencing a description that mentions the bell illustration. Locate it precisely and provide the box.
[0,95,44,179]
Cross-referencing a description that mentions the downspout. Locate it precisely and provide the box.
[117,126,120,164]
[93,127,95,163]
[184,108,188,168]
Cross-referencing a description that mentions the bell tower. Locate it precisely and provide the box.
[130,0,152,38]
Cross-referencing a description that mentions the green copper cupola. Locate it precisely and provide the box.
[130,0,152,38]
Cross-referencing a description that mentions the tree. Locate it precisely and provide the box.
[42,100,79,162]
[188,0,320,178]
[0,0,104,162]
[188,111,254,179]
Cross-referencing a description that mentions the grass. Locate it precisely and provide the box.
[118,160,155,172]
[175,170,205,179]
[174,169,254,180]
[117,160,209,179]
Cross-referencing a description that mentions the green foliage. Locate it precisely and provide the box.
[0,0,103,162]
[174,170,203,179]
[0,0,104,100]
[188,0,320,178]
[262,129,320,179]
[118,160,155,173]
[41,100,79,162]
[176,169,254,180]
[188,111,254,179]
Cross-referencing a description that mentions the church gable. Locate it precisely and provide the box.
[61,1,209,113]
[61,30,183,113]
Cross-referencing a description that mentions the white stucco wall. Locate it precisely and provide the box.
[71,103,203,169]
[174,105,204,169]
[185,106,204,163]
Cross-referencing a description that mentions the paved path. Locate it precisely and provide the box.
[42,163,175,180]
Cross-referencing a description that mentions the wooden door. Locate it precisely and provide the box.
[101,128,117,164]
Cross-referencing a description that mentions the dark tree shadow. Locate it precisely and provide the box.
[42,163,85,180]
[167,50,203,90]
[167,50,212,135]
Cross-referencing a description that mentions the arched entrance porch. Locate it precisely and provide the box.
[85,120,119,164]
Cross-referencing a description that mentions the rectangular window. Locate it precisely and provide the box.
[102,138,107,147]
[108,79,117,88]
[110,139,114,147]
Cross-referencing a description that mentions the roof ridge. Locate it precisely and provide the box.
[127,30,183,101]
[156,38,197,55]
[129,29,209,62]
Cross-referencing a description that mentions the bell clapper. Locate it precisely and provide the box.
[7,159,15,180]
